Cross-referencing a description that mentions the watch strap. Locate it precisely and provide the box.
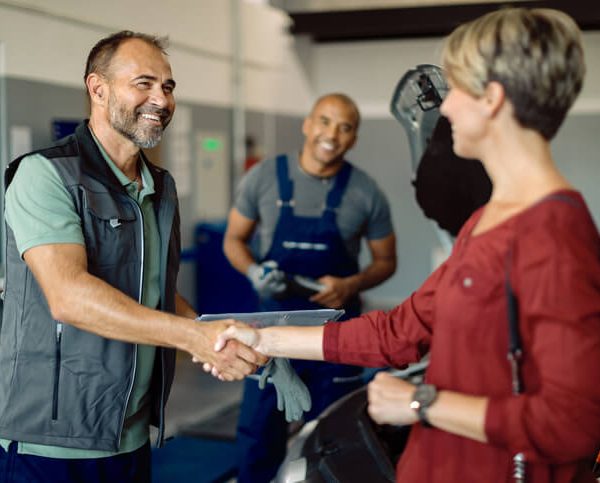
[411,383,437,428]
[417,403,433,427]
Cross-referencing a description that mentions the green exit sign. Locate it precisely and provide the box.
[202,137,222,152]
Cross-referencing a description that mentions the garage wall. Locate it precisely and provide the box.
[1,1,598,308]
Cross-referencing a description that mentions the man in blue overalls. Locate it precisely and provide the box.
[224,93,397,483]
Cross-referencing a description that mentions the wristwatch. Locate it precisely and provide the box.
[410,383,438,427]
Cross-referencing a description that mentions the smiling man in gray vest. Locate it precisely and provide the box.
[0,31,265,483]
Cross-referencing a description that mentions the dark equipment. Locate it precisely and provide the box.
[390,64,492,236]
[281,388,410,482]
[275,362,427,483]
[413,116,492,236]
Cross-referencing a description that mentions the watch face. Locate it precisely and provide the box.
[411,384,437,426]
[413,384,437,408]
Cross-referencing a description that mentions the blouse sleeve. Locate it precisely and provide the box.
[323,260,446,368]
[485,200,600,462]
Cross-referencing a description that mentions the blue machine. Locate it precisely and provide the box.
[182,222,258,315]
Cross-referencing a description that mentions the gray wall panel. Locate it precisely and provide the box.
[6,78,87,151]
[349,118,438,306]
[274,114,304,156]
[552,113,600,227]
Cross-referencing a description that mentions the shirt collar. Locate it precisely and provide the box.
[88,128,155,197]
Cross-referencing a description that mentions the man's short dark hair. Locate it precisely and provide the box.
[84,30,169,87]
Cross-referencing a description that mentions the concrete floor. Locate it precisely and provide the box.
[151,352,243,482]
[162,351,244,439]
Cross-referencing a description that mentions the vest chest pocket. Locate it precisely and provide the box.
[81,190,139,269]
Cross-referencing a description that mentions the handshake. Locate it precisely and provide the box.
[195,319,312,422]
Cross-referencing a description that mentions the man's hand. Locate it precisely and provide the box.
[367,372,418,426]
[310,275,359,309]
[189,320,267,381]
[202,324,267,379]
[247,261,287,299]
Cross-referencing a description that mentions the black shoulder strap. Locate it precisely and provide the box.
[505,246,523,395]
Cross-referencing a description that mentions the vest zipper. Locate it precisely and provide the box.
[154,196,173,448]
[52,321,63,420]
[116,200,144,448]
[155,348,166,448]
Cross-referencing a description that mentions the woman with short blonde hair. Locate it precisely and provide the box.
[211,8,600,482]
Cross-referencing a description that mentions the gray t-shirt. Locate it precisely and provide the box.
[235,153,393,261]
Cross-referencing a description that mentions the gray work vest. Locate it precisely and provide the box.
[0,122,179,451]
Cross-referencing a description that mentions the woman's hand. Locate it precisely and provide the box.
[203,324,325,379]
[214,323,263,352]
[367,372,419,426]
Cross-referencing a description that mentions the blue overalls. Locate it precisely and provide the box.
[236,155,364,483]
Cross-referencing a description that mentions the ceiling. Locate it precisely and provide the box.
[270,0,600,42]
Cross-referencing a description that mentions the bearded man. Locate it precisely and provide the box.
[0,31,265,483]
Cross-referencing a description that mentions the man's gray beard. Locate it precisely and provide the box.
[112,117,164,149]
[130,127,163,149]
[109,98,167,149]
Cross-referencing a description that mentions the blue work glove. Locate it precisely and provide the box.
[246,261,286,299]
[259,358,312,422]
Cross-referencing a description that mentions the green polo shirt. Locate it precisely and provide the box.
[2,137,161,458]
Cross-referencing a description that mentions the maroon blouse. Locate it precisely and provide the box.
[324,191,600,483]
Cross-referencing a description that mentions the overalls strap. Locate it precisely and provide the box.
[276,155,293,204]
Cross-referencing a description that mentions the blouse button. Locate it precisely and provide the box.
[463,277,473,288]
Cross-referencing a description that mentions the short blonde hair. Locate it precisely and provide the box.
[442,8,585,139]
